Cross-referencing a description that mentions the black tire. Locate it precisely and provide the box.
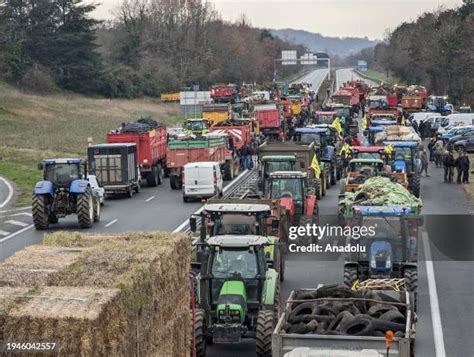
[32,195,49,230]
[77,187,94,228]
[408,174,420,198]
[194,308,206,357]
[170,175,180,190]
[183,195,190,203]
[321,174,326,197]
[93,197,101,223]
[343,266,358,288]
[157,165,163,185]
[330,164,337,186]
[341,316,375,336]
[315,178,322,200]
[379,310,407,325]
[404,268,418,292]
[328,311,355,332]
[134,181,140,193]
[147,167,158,187]
[256,310,274,357]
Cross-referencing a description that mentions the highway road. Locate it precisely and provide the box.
[291,68,329,93]
[336,68,379,89]
[0,69,472,356]
[0,175,14,210]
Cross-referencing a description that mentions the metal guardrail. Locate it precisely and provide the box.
[173,169,258,233]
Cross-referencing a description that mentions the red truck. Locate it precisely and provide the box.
[254,104,283,140]
[107,121,167,187]
[339,87,360,108]
[210,84,239,103]
[166,136,226,189]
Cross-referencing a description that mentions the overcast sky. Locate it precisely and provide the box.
[90,0,463,39]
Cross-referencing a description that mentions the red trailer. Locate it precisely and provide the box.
[107,125,167,187]
[340,87,360,107]
[166,136,226,189]
[209,121,251,150]
[210,84,239,103]
[254,104,283,140]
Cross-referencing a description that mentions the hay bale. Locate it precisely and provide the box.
[4,287,127,356]
[0,245,85,287]
[0,287,32,340]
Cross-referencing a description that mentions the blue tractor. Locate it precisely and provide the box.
[343,205,423,293]
[32,158,101,230]
[427,95,453,115]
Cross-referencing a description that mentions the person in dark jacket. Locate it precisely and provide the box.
[443,150,455,183]
[459,152,470,184]
[454,152,463,184]
[427,137,436,162]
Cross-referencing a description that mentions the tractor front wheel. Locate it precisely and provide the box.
[343,266,358,288]
[194,308,206,357]
[408,174,421,198]
[32,195,49,230]
[77,187,94,228]
[256,310,275,357]
[93,197,101,223]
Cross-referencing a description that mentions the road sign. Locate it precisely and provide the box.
[300,53,317,65]
[282,50,297,65]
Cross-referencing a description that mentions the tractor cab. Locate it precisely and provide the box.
[293,128,334,161]
[348,158,385,175]
[384,141,419,174]
[427,95,453,115]
[191,235,279,355]
[314,111,337,125]
[39,158,86,189]
[350,146,386,161]
[185,118,210,135]
[344,205,423,291]
[259,155,296,193]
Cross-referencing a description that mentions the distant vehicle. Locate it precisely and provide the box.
[459,105,471,113]
[87,175,105,206]
[182,162,223,202]
[449,130,474,152]
[441,125,474,142]
[409,112,439,125]
[437,113,474,133]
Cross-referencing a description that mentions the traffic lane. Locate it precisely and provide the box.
[335,68,378,89]
[0,178,202,261]
[292,69,329,93]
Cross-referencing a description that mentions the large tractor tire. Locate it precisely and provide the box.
[93,197,101,223]
[256,310,275,357]
[194,308,206,357]
[343,266,358,288]
[32,195,49,230]
[330,163,337,186]
[408,174,421,198]
[321,174,327,197]
[336,161,343,181]
[223,161,233,181]
[48,214,58,224]
[404,268,418,292]
[157,164,163,185]
[170,175,181,190]
[77,187,94,228]
[146,167,159,187]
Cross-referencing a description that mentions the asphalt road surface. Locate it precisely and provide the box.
[0,175,14,210]
[336,68,378,89]
[292,68,329,92]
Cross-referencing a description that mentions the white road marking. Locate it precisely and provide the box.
[0,176,14,209]
[0,230,11,236]
[145,196,155,202]
[105,219,118,228]
[11,212,32,217]
[0,206,30,214]
[0,224,34,243]
[5,219,29,227]
[422,232,446,357]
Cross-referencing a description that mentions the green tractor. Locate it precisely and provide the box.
[185,118,210,136]
[258,155,296,193]
[190,199,286,281]
[190,234,279,357]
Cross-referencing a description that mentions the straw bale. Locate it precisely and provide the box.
[4,287,127,356]
[0,287,32,340]
[0,245,85,287]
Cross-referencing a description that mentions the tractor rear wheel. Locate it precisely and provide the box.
[314,178,322,200]
[170,175,181,189]
[330,164,337,186]
[404,268,418,292]
[146,167,159,187]
[157,164,163,185]
[321,174,326,197]
[343,266,358,288]
[48,214,58,224]
[77,187,94,228]
[223,161,233,181]
[256,310,275,357]
[194,308,206,357]
[409,174,421,198]
[32,195,49,230]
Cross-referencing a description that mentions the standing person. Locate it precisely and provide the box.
[420,149,429,177]
[418,120,426,139]
[352,135,361,146]
[443,150,455,182]
[251,140,258,169]
[454,152,463,184]
[434,138,444,167]
[459,152,470,184]
[241,142,251,170]
[428,137,436,162]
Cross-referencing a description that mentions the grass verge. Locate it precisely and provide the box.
[354,69,401,85]
[0,81,183,206]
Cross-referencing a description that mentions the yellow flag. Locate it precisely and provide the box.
[331,117,343,135]
[311,153,321,177]
[362,115,367,129]
[385,144,395,155]
[401,115,406,126]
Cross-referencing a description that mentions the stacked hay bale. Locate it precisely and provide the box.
[0,231,191,356]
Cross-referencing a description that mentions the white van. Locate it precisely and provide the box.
[409,112,439,125]
[183,162,223,202]
[437,113,474,134]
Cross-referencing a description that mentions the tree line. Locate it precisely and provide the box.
[0,0,304,97]
[351,1,473,105]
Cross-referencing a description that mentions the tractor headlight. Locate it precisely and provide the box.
[370,255,376,269]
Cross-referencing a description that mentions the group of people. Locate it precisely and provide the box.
[427,136,470,183]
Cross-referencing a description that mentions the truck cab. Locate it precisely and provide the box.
[185,118,210,135]
[259,155,296,193]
